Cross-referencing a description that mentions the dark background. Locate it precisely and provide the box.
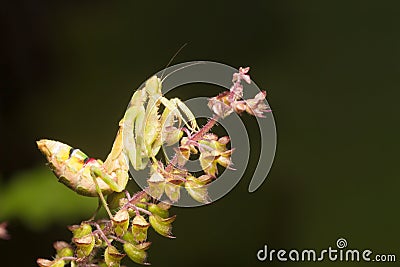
[1,1,399,266]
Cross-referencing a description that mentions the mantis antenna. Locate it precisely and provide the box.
[160,43,188,80]
[161,61,206,84]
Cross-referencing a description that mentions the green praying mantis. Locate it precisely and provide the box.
[35,65,270,266]
[37,75,198,219]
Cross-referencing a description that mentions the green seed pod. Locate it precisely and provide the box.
[147,172,165,200]
[53,241,73,259]
[148,203,170,219]
[185,176,211,204]
[95,236,104,247]
[37,259,65,267]
[96,261,108,267]
[104,245,125,267]
[107,191,127,210]
[68,223,92,238]
[123,242,149,265]
[135,197,148,210]
[136,241,151,251]
[131,215,150,242]
[73,234,95,258]
[164,182,181,202]
[112,209,130,236]
[149,214,176,238]
[122,230,135,244]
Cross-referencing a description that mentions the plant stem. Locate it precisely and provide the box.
[165,114,219,172]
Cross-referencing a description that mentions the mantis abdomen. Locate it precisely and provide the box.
[37,139,115,197]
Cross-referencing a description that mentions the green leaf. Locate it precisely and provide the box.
[0,167,97,231]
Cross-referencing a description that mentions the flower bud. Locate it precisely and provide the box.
[73,234,95,258]
[123,242,149,265]
[131,215,150,243]
[112,209,130,237]
[149,214,176,238]
[104,245,125,267]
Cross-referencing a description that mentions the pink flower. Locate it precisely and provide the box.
[208,66,271,119]
[229,83,243,102]
[0,222,10,240]
[233,67,251,84]
[208,92,234,118]
[245,91,271,117]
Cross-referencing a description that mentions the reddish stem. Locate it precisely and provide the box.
[165,114,219,172]
[190,115,219,142]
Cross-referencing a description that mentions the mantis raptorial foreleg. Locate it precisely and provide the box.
[167,98,198,131]
[122,89,148,170]
[123,76,200,171]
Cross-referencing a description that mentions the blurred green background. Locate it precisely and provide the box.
[1,1,399,266]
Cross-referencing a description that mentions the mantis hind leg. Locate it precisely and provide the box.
[90,166,126,219]
[88,198,103,221]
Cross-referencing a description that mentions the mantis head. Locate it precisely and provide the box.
[37,139,72,166]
